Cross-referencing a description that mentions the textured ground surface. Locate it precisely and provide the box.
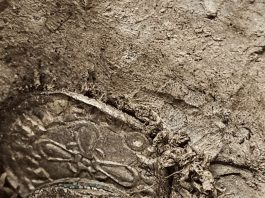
[1,0,265,197]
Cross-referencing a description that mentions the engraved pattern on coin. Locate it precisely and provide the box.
[0,92,161,197]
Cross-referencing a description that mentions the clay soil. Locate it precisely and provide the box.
[0,0,265,197]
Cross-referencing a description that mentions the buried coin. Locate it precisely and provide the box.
[0,91,167,197]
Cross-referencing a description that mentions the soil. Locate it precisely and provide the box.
[0,0,265,197]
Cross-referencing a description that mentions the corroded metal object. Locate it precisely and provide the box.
[28,178,129,198]
[0,92,164,197]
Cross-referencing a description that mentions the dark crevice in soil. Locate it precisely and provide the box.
[216,172,241,178]
[0,0,9,13]
[143,88,199,109]
[211,160,257,173]
[166,166,175,197]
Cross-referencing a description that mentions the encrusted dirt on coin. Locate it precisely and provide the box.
[1,0,265,197]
